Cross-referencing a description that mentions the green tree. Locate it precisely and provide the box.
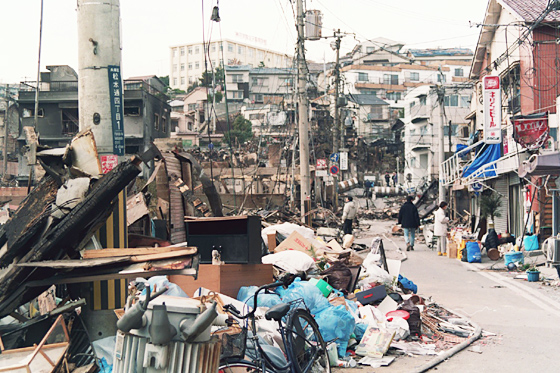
[224,115,253,146]
[208,90,223,103]
[157,75,185,99]
[199,66,225,87]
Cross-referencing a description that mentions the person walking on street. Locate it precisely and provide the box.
[342,196,357,235]
[385,172,390,187]
[392,172,398,187]
[434,201,450,256]
[398,195,420,251]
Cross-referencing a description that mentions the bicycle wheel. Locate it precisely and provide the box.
[219,360,263,373]
[285,309,331,373]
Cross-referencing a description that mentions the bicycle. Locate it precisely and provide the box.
[218,281,331,373]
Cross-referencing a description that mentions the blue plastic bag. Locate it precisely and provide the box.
[466,241,481,263]
[524,235,539,251]
[398,274,418,294]
[279,278,330,315]
[354,322,368,342]
[315,305,355,357]
[237,286,282,308]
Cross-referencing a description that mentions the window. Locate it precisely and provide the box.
[188,63,192,70]
[409,72,419,81]
[460,95,470,108]
[228,43,234,52]
[419,95,426,105]
[173,64,177,72]
[173,49,177,57]
[366,46,375,53]
[211,44,216,52]
[22,108,44,117]
[383,74,398,85]
[284,78,293,86]
[258,51,264,60]
[61,108,79,135]
[219,43,223,51]
[251,77,268,86]
[444,124,458,136]
[181,77,185,84]
[358,72,369,82]
[409,101,416,111]
[180,48,185,56]
[249,113,265,120]
[162,117,167,132]
[124,106,141,116]
[231,74,244,83]
[188,47,193,55]
[386,92,401,101]
[455,68,464,77]
[154,113,160,130]
[232,91,243,99]
[437,74,446,83]
[180,63,185,71]
[251,94,264,103]
[362,90,377,96]
[248,48,254,58]
[173,78,177,85]
[188,103,196,111]
[419,154,428,169]
[444,94,459,106]
[195,62,200,69]
[195,46,200,54]
[238,46,244,54]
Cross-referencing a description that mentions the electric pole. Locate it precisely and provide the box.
[3,85,9,179]
[332,30,341,154]
[437,79,446,203]
[296,0,311,221]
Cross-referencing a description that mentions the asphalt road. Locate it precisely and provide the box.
[336,216,560,372]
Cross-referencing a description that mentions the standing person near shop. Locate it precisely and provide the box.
[398,195,420,251]
[434,201,450,256]
[392,172,398,187]
[341,196,357,235]
[384,172,391,187]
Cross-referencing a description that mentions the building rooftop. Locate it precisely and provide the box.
[407,48,473,58]
[501,0,560,22]
[347,94,389,106]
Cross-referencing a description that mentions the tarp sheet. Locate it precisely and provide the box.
[462,143,501,179]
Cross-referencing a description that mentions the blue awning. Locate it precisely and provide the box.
[462,143,501,179]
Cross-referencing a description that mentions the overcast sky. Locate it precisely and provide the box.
[0,0,489,83]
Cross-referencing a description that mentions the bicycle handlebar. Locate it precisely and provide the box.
[224,281,283,319]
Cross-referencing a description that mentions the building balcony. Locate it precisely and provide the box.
[410,105,428,122]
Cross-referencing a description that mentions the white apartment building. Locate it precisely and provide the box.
[169,39,292,91]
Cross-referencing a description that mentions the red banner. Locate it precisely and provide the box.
[513,113,549,150]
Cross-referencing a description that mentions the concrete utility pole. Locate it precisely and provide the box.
[77,0,123,155]
[332,30,341,154]
[296,0,311,221]
[437,82,446,203]
[3,85,9,179]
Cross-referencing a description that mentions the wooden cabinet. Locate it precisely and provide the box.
[169,264,273,298]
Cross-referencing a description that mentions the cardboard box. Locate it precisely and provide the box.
[355,326,396,358]
[355,285,387,306]
[274,231,315,257]
[448,240,458,259]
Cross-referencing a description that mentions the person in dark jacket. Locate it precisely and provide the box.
[398,195,420,251]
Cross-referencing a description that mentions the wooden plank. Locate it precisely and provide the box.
[82,246,191,259]
[128,248,197,262]
[17,257,130,268]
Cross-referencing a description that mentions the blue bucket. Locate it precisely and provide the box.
[504,251,524,267]
[527,271,540,282]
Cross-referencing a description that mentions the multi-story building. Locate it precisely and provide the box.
[169,39,292,91]
[15,66,170,183]
[402,84,472,187]
[224,66,295,104]
[440,0,560,239]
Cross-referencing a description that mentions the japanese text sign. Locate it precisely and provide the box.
[483,76,502,144]
[513,113,549,150]
[108,65,125,156]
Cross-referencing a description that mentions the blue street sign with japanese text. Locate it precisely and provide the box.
[108,65,125,156]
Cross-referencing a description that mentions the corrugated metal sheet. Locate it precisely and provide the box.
[494,176,509,234]
[164,154,187,244]
[533,27,560,114]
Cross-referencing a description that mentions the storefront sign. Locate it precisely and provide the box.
[483,76,502,144]
[316,158,328,170]
[108,65,125,156]
[101,155,118,174]
[513,112,549,150]
[339,152,348,171]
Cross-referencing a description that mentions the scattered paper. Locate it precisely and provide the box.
[355,326,396,358]
[376,295,398,316]
[358,356,395,367]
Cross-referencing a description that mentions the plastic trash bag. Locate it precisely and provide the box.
[261,250,316,274]
[279,278,330,315]
[315,305,355,357]
[398,274,417,294]
[386,316,410,340]
[145,276,188,298]
[238,286,282,309]
[466,241,481,263]
[354,322,368,341]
